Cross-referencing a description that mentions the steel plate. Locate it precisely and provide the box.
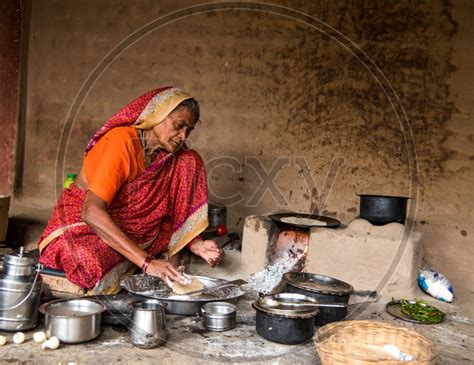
[385,299,445,324]
[120,274,245,316]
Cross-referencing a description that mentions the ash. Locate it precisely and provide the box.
[244,255,300,295]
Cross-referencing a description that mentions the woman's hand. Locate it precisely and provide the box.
[189,239,224,267]
[145,259,184,283]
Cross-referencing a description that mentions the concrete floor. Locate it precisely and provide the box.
[1,294,473,364]
[1,211,473,364]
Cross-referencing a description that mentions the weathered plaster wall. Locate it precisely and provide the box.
[0,0,21,196]
[16,1,473,295]
[419,0,474,303]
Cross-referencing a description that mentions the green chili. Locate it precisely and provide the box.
[400,299,445,324]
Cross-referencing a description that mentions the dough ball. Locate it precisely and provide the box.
[33,331,47,343]
[13,332,25,344]
[42,336,60,350]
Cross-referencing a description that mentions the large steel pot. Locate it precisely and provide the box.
[40,299,106,343]
[358,194,409,225]
[283,272,353,326]
[253,293,319,345]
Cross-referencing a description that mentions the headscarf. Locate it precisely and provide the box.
[85,86,193,154]
[133,87,192,129]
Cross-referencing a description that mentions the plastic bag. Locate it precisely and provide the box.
[418,268,454,302]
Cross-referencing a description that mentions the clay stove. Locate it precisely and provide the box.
[240,215,422,299]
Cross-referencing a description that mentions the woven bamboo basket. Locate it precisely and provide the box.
[314,320,437,365]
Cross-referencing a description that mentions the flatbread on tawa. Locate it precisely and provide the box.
[172,278,205,295]
[281,216,328,226]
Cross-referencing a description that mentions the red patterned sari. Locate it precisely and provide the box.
[38,87,208,294]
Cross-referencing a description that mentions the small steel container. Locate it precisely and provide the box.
[40,299,106,343]
[130,299,167,349]
[208,204,226,228]
[201,302,236,331]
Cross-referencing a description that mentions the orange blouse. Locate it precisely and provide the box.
[83,127,145,205]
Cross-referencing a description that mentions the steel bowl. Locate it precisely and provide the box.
[201,302,236,331]
[40,299,106,343]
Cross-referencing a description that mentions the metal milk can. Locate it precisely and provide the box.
[0,247,43,331]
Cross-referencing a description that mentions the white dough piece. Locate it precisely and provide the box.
[13,332,25,344]
[42,336,60,350]
[33,331,47,343]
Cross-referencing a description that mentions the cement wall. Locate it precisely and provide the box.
[13,1,474,295]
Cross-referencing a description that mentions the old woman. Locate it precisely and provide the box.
[38,87,223,294]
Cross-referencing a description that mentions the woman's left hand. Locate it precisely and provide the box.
[190,239,224,267]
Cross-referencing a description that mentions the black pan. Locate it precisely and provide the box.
[283,272,353,326]
[268,213,340,229]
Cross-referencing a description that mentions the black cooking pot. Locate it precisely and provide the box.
[283,273,353,326]
[253,293,319,345]
[358,194,409,225]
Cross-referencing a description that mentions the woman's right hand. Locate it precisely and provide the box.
[145,259,184,283]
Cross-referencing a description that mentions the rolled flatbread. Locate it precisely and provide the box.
[281,216,327,226]
[172,278,205,295]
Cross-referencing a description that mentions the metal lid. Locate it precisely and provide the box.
[283,272,354,296]
[4,248,38,266]
[208,204,226,213]
[253,293,320,319]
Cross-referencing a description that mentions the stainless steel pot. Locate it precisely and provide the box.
[201,302,236,331]
[130,299,166,349]
[40,299,106,343]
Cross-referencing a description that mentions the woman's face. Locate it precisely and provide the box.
[148,107,197,153]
